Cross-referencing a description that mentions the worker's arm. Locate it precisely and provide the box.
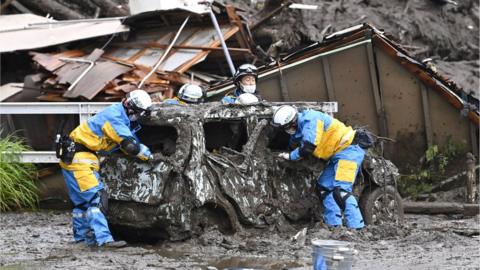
[288,135,301,150]
[102,118,151,161]
[289,120,322,161]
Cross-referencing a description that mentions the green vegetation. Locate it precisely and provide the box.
[0,133,38,212]
[398,137,464,199]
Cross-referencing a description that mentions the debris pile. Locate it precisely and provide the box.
[18,2,254,102]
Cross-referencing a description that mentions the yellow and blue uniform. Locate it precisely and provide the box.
[222,89,262,104]
[221,89,242,104]
[289,110,365,229]
[60,103,145,245]
[163,97,186,105]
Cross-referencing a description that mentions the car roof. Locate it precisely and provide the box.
[147,101,336,124]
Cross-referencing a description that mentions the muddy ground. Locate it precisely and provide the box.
[1,211,478,270]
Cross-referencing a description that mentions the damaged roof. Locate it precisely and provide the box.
[19,3,253,101]
[0,14,129,53]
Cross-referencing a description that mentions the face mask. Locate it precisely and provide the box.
[285,126,296,135]
[128,113,139,121]
[241,84,256,94]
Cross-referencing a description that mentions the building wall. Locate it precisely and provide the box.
[257,41,475,169]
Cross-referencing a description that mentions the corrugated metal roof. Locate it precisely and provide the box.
[0,15,129,53]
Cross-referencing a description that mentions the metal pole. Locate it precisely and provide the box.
[138,16,190,89]
[208,7,236,76]
[59,57,95,91]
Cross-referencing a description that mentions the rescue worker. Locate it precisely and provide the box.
[272,105,368,229]
[163,83,205,105]
[222,64,261,104]
[58,89,153,247]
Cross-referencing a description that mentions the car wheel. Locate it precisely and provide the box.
[360,185,404,225]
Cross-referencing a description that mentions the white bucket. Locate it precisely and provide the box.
[312,239,357,270]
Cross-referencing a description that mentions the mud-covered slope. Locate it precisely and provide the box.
[227,0,479,94]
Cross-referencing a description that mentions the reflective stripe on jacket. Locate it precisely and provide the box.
[289,110,356,160]
[60,151,101,195]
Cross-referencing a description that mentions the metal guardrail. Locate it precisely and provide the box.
[0,102,114,122]
[1,102,113,163]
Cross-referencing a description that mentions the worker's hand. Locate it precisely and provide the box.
[278,152,290,160]
[137,144,152,161]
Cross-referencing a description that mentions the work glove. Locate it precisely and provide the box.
[137,144,152,161]
[278,152,290,160]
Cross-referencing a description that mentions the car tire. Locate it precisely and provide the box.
[359,185,404,225]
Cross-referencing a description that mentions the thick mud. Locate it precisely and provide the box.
[1,211,478,270]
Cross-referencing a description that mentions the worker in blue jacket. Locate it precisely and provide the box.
[272,105,368,229]
[163,83,205,105]
[222,64,262,104]
[58,89,153,247]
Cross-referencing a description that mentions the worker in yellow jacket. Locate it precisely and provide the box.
[58,89,153,247]
[272,105,366,229]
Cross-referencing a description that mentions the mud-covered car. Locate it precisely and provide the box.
[101,102,403,241]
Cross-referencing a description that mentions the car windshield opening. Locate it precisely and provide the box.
[203,120,248,152]
[135,124,178,156]
[266,126,291,151]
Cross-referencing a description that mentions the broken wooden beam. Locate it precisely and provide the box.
[403,201,480,216]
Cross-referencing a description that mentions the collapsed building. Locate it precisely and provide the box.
[0,1,256,155]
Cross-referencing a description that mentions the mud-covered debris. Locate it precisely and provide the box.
[101,102,405,241]
[291,227,308,247]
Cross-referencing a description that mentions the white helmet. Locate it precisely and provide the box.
[178,84,204,104]
[126,89,152,112]
[272,105,298,128]
[235,93,259,104]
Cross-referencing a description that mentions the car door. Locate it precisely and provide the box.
[102,120,191,205]
[255,122,324,222]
